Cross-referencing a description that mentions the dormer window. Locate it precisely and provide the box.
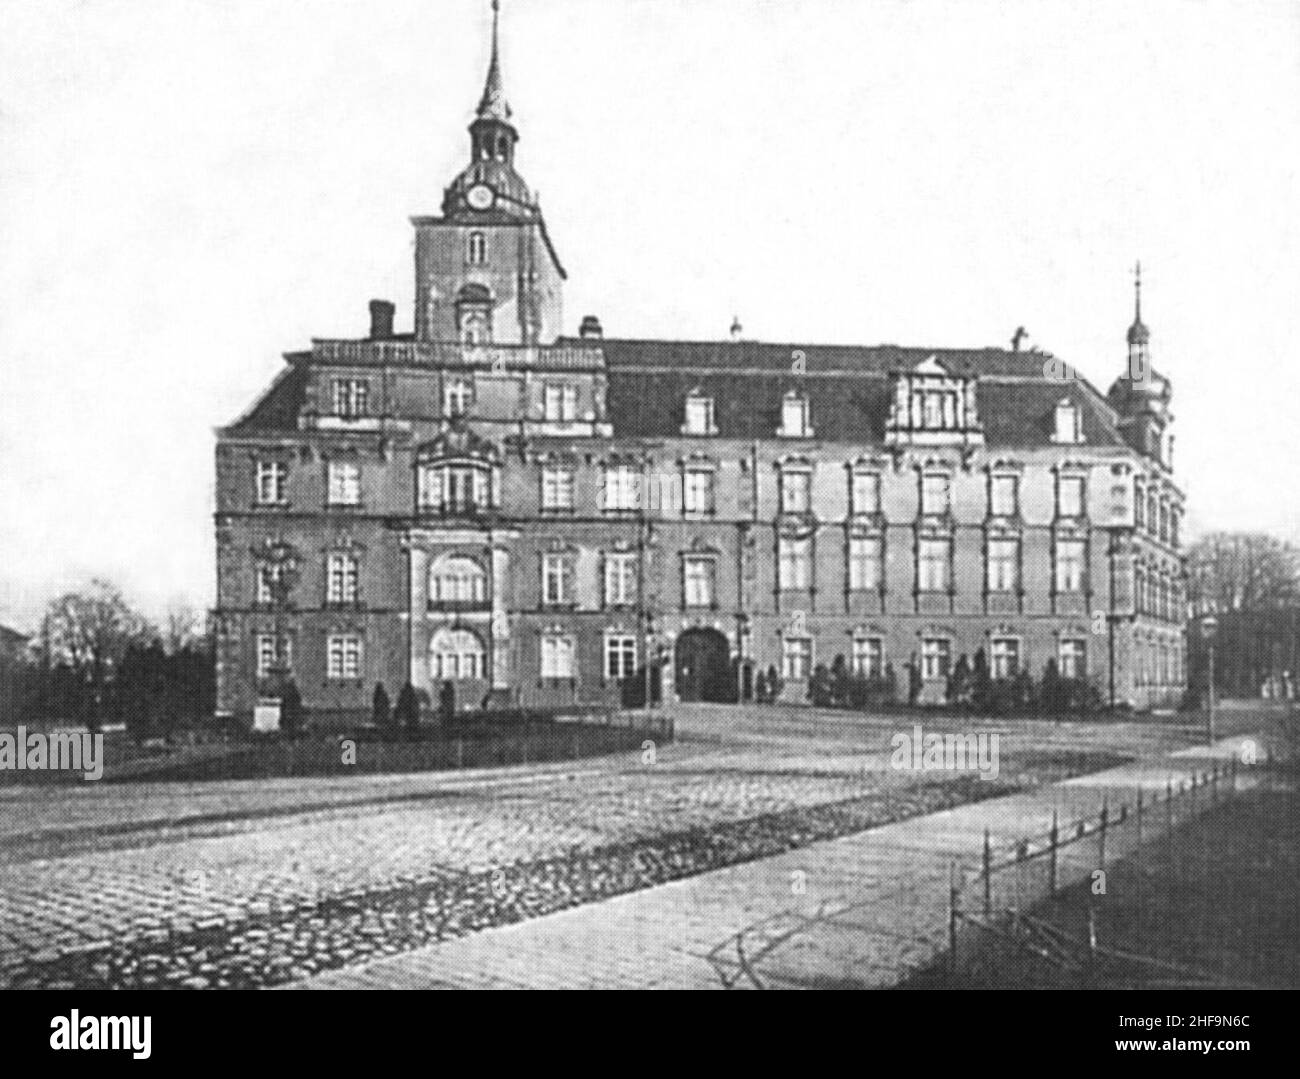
[683,391,716,436]
[885,356,983,447]
[1053,399,1083,444]
[780,391,811,438]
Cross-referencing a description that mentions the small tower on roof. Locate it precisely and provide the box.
[1109,260,1173,466]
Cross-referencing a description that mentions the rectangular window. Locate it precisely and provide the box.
[918,538,950,591]
[605,634,638,680]
[990,474,1018,517]
[326,634,362,680]
[540,634,575,679]
[780,471,812,514]
[683,557,715,608]
[683,469,714,515]
[1055,539,1086,593]
[604,552,638,606]
[991,637,1020,679]
[1058,475,1085,518]
[443,380,472,417]
[920,473,950,516]
[541,466,575,511]
[255,563,288,605]
[848,535,882,591]
[684,396,715,435]
[602,465,639,511]
[543,384,578,423]
[332,379,369,420]
[326,553,359,604]
[778,536,812,590]
[783,637,812,680]
[1058,639,1087,680]
[987,538,1019,593]
[921,638,951,680]
[542,553,571,606]
[851,636,884,678]
[851,471,881,515]
[326,461,361,506]
[255,633,291,679]
[255,461,287,505]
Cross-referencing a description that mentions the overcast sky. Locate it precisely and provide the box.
[1,0,1298,628]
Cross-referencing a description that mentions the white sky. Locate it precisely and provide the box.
[1,0,1298,628]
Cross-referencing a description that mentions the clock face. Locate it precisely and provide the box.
[466,183,495,211]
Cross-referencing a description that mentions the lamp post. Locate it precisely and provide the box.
[1199,608,1219,746]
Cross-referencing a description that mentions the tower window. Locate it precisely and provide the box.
[467,231,487,265]
[444,379,472,418]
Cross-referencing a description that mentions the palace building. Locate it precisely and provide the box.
[213,3,1187,723]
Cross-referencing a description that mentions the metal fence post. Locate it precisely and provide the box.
[1098,796,1108,869]
[1048,810,1058,895]
[982,828,992,918]
[1135,785,1143,845]
[948,860,960,981]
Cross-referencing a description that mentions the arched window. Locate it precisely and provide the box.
[467,231,487,266]
[429,556,488,606]
[456,284,492,346]
[429,628,486,681]
[461,311,489,345]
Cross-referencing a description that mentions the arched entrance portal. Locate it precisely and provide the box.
[674,628,733,703]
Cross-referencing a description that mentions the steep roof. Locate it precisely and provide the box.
[220,360,310,436]
[591,338,1123,447]
[220,337,1123,449]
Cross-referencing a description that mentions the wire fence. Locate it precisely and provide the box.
[706,757,1259,989]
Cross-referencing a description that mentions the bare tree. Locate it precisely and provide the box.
[40,579,148,729]
[162,604,203,655]
[1186,532,1300,612]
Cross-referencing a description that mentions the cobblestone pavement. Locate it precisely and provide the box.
[0,704,1242,988]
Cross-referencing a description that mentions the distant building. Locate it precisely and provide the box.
[0,625,29,665]
[213,4,1186,723]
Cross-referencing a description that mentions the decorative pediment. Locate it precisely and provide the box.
[416,425,501,464]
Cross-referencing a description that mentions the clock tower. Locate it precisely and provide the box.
[412,0,566,345]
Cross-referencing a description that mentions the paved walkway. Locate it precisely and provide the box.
[284,733,1269,989]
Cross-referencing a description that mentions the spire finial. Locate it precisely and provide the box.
[1133,259,1142,322]
[477,0,511,123]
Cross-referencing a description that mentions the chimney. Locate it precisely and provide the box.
[369,299,395,340]
[579,314,603,339]
[730,316,743,342]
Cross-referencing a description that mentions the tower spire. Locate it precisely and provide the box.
[477,0,511,123]
[1127,258,1150,347]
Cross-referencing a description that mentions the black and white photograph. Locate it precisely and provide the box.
[0,0,1296,1044]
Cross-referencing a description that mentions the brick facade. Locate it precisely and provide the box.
[212,11,1187,723]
